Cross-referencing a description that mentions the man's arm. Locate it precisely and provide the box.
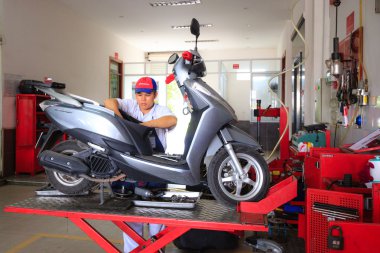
[104,98,123,118]
[141,115,177,129]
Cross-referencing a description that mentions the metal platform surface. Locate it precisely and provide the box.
[4,177,297,253]
[6,194,267,227]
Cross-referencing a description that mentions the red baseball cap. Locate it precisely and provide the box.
[135,77,157,93]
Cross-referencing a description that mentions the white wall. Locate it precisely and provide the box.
[200,48,278,121]
[0,36,2,176]
[0,0,3,173]
[304,0,332,126]
[277,0,305,57]
[277,21,293,135]
[2,0,144,128]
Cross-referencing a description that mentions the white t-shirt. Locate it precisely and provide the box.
[116,98,174,150]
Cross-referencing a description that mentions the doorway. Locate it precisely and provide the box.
[0,42,2,177]
[292,53,304,133]
[109,57,123,98]
[291,16,305,134]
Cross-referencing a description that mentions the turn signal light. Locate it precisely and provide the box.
[182,51,193,61]
[165,73,175,84]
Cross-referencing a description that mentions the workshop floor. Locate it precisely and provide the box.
[1,174,304,253]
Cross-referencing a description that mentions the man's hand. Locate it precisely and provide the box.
[140,115,177,129]
[104,98,123,118]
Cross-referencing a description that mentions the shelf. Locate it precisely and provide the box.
[16,94,50,175]
[324,178,372,194]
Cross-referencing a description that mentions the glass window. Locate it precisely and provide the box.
[226,73,251,121]
[205,61,219,73]
[149,75,167,106]
[110,62,119,71]
[252,59,281,73]
[146,62,167,75]
[166,77,190,155]
[124,63,144,75]
[167,64,174,74]
[124,59,283,124]
[251,75,280,122]
[123,76,139,99]
[109,62,121,98]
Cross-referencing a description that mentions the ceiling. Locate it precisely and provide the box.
[58,0,294,53]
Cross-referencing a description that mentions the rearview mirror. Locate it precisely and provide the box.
[168,53,179,64]
[190,18,200,38]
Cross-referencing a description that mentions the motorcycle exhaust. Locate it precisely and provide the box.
[39,150,90,175]
[134,186,154,198]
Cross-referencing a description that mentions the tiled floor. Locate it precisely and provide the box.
[1,176,304,253]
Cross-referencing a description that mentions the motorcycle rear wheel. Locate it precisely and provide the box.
[207,145,270,207]
[45,140,96,195]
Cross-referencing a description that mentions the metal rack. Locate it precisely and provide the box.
[15,94,50,175]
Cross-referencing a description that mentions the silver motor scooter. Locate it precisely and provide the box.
[36,18,270,207]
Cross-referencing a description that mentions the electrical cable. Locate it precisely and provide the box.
[335,1,339,38]
[265,0,308,161]
[338,103,359,145]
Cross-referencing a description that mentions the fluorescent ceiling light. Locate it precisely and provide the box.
[150,0,201,7]
[185,39,219,43]
[172,24,213,30]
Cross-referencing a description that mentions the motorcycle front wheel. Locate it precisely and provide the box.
[207,145,270,207]
[45,140,96,195]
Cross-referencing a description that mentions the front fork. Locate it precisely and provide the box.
[219,130,247,179]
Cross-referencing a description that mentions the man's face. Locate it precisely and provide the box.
[135,92,157,112]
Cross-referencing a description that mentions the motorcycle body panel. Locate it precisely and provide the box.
[45,102,132,145]
[42,99,153,155]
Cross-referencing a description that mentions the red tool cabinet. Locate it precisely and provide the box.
[303,148,374,190]
[301,148,380,253]
[306,189,364,253]
[15,94,50,175]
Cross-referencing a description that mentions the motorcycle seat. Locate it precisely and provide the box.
[118,118,154,156]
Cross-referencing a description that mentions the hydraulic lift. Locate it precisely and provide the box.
[4,176,297,253]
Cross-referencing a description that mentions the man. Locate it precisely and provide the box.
[104,76,176,151]
[104,76,177,252]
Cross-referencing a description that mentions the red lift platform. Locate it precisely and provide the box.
[4,176,297,253]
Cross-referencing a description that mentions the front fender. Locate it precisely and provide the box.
[204,124,262,167]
